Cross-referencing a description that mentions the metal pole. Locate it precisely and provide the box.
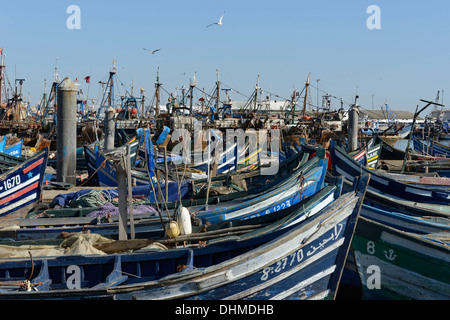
[104,106,115,150]
[56,76,77,185]
[348,105,359,152]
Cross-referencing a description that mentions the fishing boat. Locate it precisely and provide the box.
[375,171,450,189]
[0,152,27,173]
[361,188,450,218]
[84,137,140,187]
[358,204,450,234]
[340,178,450,290]
[0,175,369,300]
[0,148,49,221]
[351,215,450,300]
[0,145,327,240]
[350,143,381,170]
[34,143,309,223]
[375,136,446,161]
[330,142,450,205]
[4,139,23,158]
[412,138,450,158]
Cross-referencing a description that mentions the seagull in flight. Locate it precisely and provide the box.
[143,48,161,54]
[206,11,225,28]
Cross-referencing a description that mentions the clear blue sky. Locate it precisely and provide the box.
[1,0,449,113]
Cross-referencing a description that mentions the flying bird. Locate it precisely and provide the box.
[206,11,225,28]
[143,48,161,54]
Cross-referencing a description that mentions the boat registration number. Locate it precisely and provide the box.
[3,175,21,191]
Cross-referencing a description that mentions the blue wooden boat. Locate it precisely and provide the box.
[191,156,328,224]
[0,136,6,153]
[0,174,337,244]
[0,153,27,173]
[0,175,369,300]
[0,148,49,222]
[351,215,450,300]
[188,141,240,174]
[360,187,450,218]
[84,137,140,187]
[4,139,23,158]
[413,138,450,158]
[359,204,450,235]
[375,135,444,161]
[330,142,450,205]
[343,202,450,281]
[350,144,381,170]
[339,176,450,293]
[39,143,309,220]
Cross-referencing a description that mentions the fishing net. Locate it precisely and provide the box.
[68,189,112,208]
[0,232,113,258]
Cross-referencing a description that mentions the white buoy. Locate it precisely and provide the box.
[176,206,192,235]
[165,220,180,238]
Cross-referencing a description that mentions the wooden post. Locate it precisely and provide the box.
[204,130,217,209]
[401,99,443,173]
[164,146,169,202]
[117,158,128,241]
[127,144,135,239]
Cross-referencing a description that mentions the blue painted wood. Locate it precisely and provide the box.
[84,138,140,187]
[0,175,368,300]
[2,156,329,241]
[4,140,23,157]
[0,148,49,221]
[33,260,52,291]
[155,126,170,145]
[360,204,450,235]
[0,174,361,299]
[413,138,450,157]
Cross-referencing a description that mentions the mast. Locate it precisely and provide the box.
[302,73,311,118]
[108,60,117,109]
[140,88,145,119]
[189,72,197,115]
[216,69,220,113]
[0,51,4,106]
[14,79,25,121]
[254,75,260,112]
[42,79,47,111]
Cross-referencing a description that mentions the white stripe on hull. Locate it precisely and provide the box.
[0,193,38,215]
